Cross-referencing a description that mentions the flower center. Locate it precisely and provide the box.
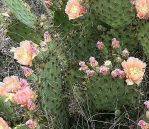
[70,6,78,13]
[130,67,141,76]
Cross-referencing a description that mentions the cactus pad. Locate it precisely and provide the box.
[91,0,135,28]
[4,0,37,28]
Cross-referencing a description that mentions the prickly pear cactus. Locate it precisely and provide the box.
[66,70,138,112]
[138,22,149,59]
[99,25,138,51]
[8,20,42,43]
[40,56,68,129]
[4,0,37,28]
[0,96,15,119]
[37,40,68,129]
[87,75,138,111]
[91,0,135,28]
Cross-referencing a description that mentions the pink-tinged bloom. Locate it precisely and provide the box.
[0,117,9,129]
[96,41,104,50]
[85,70,95,77]
[13,87,36,110]
[111,69,120,78]
[112,38,120,48]
[135,0,149,19]
[25,119,36,129]
[89,57,98,67]
[111,69,125,78]
[122,49,129,57]
[27,99,36,111]
[138,120,149,129]
[121,57,146,85]
[99,65,110,75]
[79,61,88,71]
[21,66,33,77]
[19,78,29,90]
[144,100,149,109]
[65,0,86,20]
[44,31,52,43]
[118,70,126,79]
[13,40,39,66]
[0,86,7,96]
[3,76,20,92]
[44,0,52,8]
[40,41,48,52]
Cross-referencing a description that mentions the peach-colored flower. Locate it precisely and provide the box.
[3,76,20,92]
[0,117,9,129]
[21,66,33,77]
[25,119,36,129]
[13,87,36,110]
[65,0,86,20]
[0,84,7,96]
[135,0,149,19]
[121,57,146,85]
[13,40,38,66]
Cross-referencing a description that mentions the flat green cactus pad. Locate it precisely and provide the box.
[91,0,135,28]
[138,22,149,59]
[8,21,42,43]
[0,96,15,119]
[4,0,37,28]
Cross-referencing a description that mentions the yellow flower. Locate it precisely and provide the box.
[0,117,9,129]
[13,40,38,66]
[3,76,20,92]
[121,57,146,85]
[135,0,149,19]
[65,0,86,20]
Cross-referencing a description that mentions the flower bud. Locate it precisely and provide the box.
[116,56,123,63]
[104,60,112,68]
[40,41,48,51]
[85,70,95,77]
[99,65,110,75]
[112,38,120,48]
[25,119,36,129]
[144,100,149,109]
[96,41,104,50]
[79,61,88,71]
[122,49,129,57]
[21,66,33,77]
[89,57,98,67]
[44,31,52,43]
[146,111,149,118]
[138,120,149,129]
[44,0,52,8]
[40,14,47,22]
